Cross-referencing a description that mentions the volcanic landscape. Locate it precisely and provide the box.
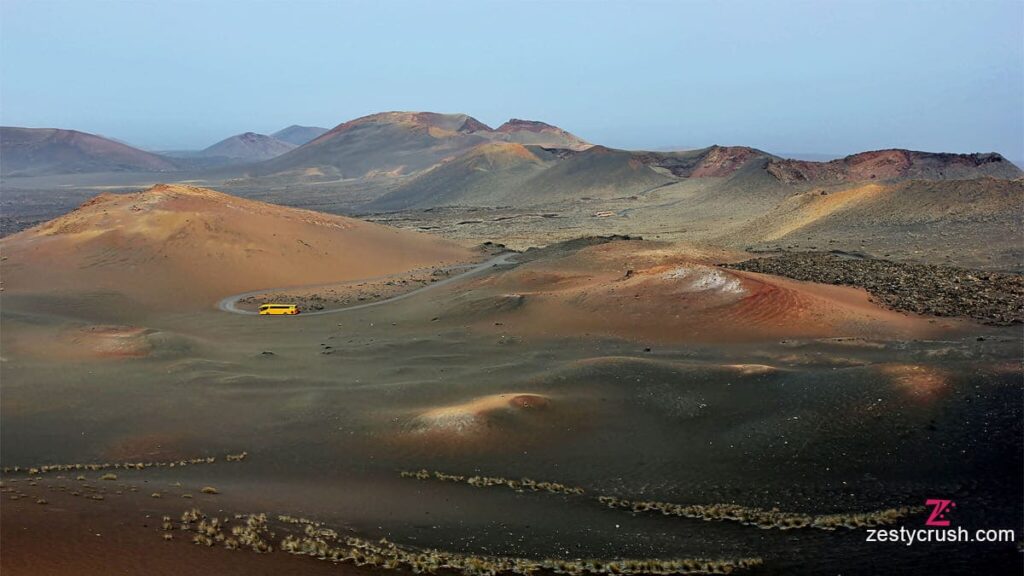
[1,112,1022,575]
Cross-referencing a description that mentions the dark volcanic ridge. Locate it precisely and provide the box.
[200,132,297,161]
[271,125,330,146]
[364,144,775,212]
[766,149,1021,183]
[726,252,1024,325]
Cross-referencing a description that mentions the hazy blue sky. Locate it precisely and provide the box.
[2,0,1021,160]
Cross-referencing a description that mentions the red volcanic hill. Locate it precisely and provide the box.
[632,145,771,178]
[254,112,591,179]
[0,127,178,176]
[0,184,474,308]
[766,149,1022,183]
[456,239,951,343]
[495,119,591,150]
[256,112,495,178]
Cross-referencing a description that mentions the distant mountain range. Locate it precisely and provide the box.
[3,113,1020,201]
[3,112,1022,272]
[0,125,330,174]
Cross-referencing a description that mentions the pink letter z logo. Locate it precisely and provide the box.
[924,499,955,526]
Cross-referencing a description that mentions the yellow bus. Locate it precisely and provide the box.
[259,303,300,315]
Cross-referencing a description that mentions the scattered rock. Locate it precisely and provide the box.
[727,253,1024,325]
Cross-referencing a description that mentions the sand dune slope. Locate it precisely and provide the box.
[0,184,474,308]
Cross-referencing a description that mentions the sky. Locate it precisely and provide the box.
[1,0,1021,161]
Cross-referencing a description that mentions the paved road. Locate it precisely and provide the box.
[216,252,517,316]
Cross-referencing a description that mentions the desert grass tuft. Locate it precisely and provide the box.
[399,469,585,496]
[399,468,921,532]
[175,507,763,575]
[1,452,247,477]
[596,495,924,531]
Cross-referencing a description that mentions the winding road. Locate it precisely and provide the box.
[216,252,517,316]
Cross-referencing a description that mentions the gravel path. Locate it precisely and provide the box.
[217,252,517,316]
